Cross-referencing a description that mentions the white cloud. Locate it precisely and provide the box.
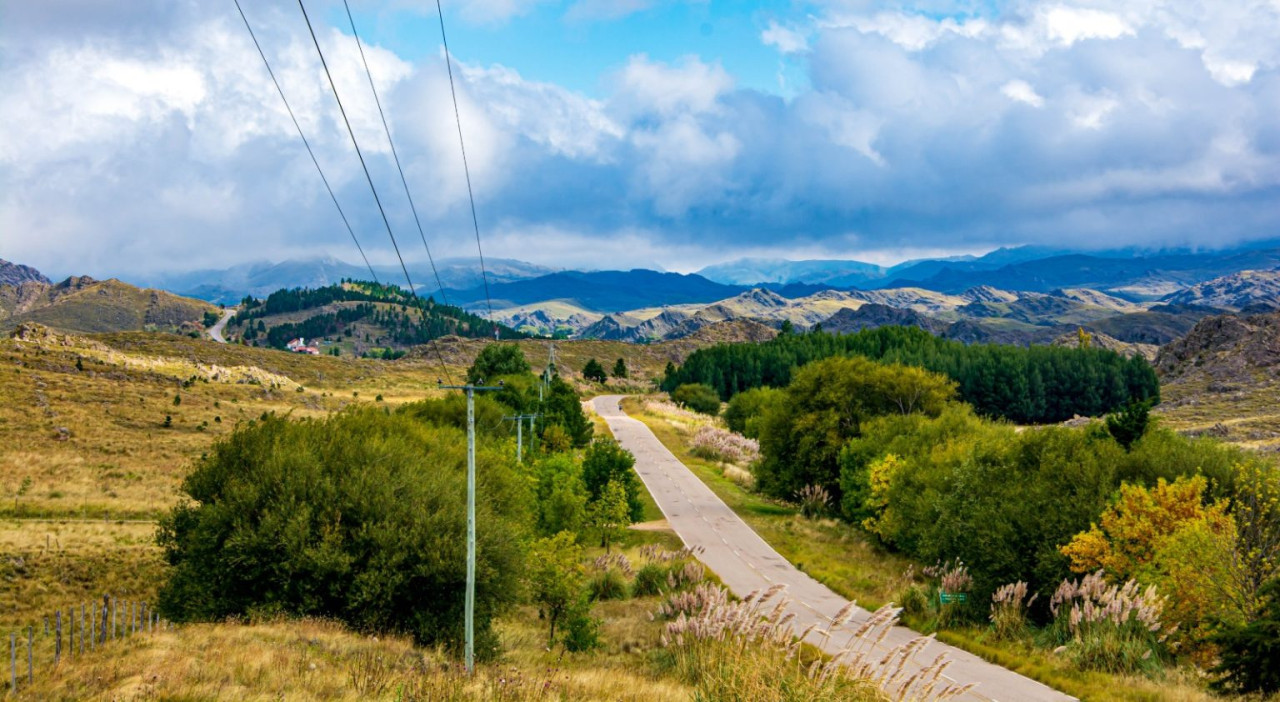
[614,55,735,116]
[762,21,808,54]
[1041,6,1134,46]
[1001,79,1045,108]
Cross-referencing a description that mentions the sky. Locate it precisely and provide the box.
[2,0,1279,279]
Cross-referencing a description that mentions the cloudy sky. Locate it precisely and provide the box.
[2,0,1279,279]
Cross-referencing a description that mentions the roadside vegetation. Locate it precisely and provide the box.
[645,328,1280,699]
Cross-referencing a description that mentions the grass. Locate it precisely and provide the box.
[620,395,1222,702]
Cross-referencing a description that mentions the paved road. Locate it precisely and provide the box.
[592,396,1074,702]
[208,307,236,343]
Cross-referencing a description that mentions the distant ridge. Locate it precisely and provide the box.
[0,275,214,334]
[0,259,50,286]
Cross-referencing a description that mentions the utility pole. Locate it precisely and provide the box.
[437,379,503,673]
[501,414,539,464]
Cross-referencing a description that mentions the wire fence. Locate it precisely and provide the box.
[5,595,169,697]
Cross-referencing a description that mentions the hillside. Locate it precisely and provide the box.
[1155,310,1280,450]
[1160,269,1280,311]
[448,269,746,312]
[0,258,49,286]
[226,281,522,358]
[0,275,214,334]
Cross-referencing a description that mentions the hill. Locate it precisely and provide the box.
[226,281,522,358]
[0,275,214,334]
[1154,310,1280,450]
[1160,269,1280,311]
[0,258,49,286]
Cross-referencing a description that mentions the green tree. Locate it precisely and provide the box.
[533,455,589,536]
[528,532,585,648]
[156,407,530,657]
[582,358,607,383]
[1211,578,1280,695]
[590,480,632,552]
[612,358,628,379]
[723,386,784,438]
[672,383,721,415]
[756,356,955,500]
[1105,398,1153,450]
[581,440,643,522]
[467,343,531,384]
[539,376,593,448]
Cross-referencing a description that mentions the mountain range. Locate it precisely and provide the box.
[1,274,214,334]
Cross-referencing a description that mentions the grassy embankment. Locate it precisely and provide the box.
[619,396,1219,702]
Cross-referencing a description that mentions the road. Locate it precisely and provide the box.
[208,307,236,343]
[592,396,1075,702]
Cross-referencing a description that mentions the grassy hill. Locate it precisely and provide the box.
[1,276,214,334]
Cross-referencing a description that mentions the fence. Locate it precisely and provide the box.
[4,594,170,697]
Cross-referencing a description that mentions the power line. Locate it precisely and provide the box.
[296,0,454,384]
[433,0,496,328]
[340,0,452,307]
[233,0,378,286]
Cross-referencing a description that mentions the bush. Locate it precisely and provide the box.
[466,343,530,384]
[1211,578,1280,695]
[671,383,721,415]
[582,359,607,383]
[722,387,783,439]
[688,425,759,465]
[1048,571,1169,675]
[532,455,588,537]
[587,568,629,601]
[562,596,602,652]
[156,408,529,656]
[633,562,668,597]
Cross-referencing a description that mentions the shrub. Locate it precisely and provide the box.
[671,383,721,416]
[722,387,784,439]
[562,596,602,652]
[795,484,832,519]
[989,581,1037,641]
[529,532,584,649]
[532,455,588,537]
[587,568,629,601]
[1048,570,1168,675]
[156,408,529,656]
[633,562,668,597]
[582,359,607,383]
[688,425,759,465]
[1211,578,1280,695]
[466,343,530,385]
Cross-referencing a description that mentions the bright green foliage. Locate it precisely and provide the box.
[671,383,721,416]
[611,358,628,379]
[467,343,531,385]
[663,325,1160,423]
[1105,398,1153,450]
[532,455,589,537]
[398,394,512,439]
[723,386,784,439]
[589,480,632,552]
[582,359,608,383]
[562,595,602,652]
[581,440,643,522]
[1212,578,1280,695]
[539,376,594,448]
[528,532,585,649]
[156,407,530,656]
[755,356,955,501]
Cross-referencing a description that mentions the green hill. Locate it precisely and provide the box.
[0,276,214,334]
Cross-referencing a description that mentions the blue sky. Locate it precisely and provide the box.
[2,0,1279,278]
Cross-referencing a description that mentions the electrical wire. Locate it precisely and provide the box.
[233,0,378,285]
[297,0,454,384]
[433,0,496,329]
[340,0,452,307]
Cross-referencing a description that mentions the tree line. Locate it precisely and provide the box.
[663,325,1159,424]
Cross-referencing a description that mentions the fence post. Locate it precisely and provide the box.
[90,604,95,651]
[79,603,85,655]
[10,631,16,696]
[26,626,32,685]
[111,596,116,640]
[141,603,147,635]
[100,595,108,645]
[55,610,61,665]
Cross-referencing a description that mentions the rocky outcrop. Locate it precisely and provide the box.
[0,259,50,286]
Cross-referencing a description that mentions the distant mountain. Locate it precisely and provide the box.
[0,259,50,286]
[146,256,555,305]
[882,249,1280,297]
[697,258,886,287]
[1156,311,1280,382]
[821,304,949,335]
[1160,269,1280,311]
[0,276,214,334]
[448,270,747,313]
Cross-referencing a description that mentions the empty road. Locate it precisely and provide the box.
[208,307,236,343]
[592,395,1074,702]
